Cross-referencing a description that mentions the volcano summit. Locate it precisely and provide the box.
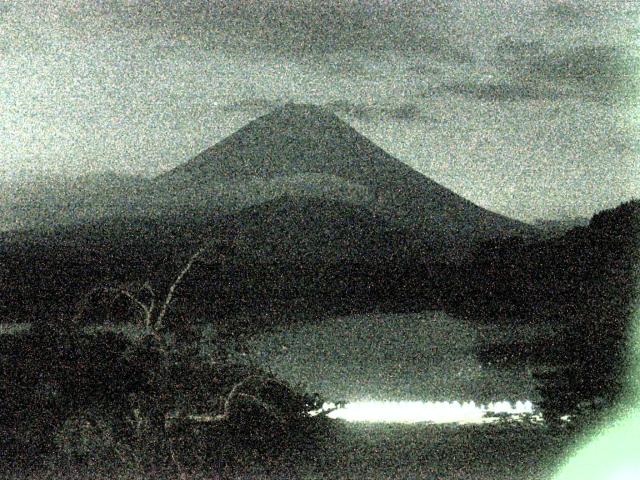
[155,103,530,250]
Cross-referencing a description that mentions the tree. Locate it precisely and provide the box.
[2,235,329,471]
[532,200,638,425]
[71,247,207,343]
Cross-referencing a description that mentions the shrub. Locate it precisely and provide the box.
[0,325,150,465]
[533,359,623,427]
[53,408,123,465]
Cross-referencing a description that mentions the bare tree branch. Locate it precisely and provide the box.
[115,287,153,325]
[71,241,220,341]
[155,247,206,330]
[141,281,156,329]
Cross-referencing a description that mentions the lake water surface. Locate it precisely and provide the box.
[248,311,542,421]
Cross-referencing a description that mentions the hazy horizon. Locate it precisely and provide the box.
[1,0,638,222]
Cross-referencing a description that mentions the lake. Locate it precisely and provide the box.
[247,311,543,412]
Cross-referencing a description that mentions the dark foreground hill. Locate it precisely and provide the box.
[0,194,446,325]
[451,199,639,323]
[453,200,639,419]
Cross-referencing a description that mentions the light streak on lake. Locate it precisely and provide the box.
[312,399,542,424]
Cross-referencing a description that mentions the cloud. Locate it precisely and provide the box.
[493,37,550,81]
[320,56,373,77]
[542,0,637,24]
[495,37,545,62]
[441,80,551,102]
[221,98,283,114]
[219,98,429,123]
[532,45,636,81]
[49,0,472,66]
[323,100,375,120]
[407,62,445,76]
[0,2,50,54]
[417,37,474,64]
[383,103,422,122]
[324,100,435,123]
[531,44,639,102]
[544,1,592,23]
[490,36,639,103]
[0,3,12,16]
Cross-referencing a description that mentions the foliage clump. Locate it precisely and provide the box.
[0,247,327,476]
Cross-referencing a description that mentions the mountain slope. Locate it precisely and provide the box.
[0,173,149,233]
[1,194,424,262]
[2,104,531,254]
[0,103,535,323]
[225,194,430,263]
[156,103,531,247]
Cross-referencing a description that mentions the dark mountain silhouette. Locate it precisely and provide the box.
[155,103,532,250]
[0,172,149,233]
[1,194,425,260]
[227,194,431,262]
[450,199,639,322]
[3,104,532,258]
[454,199,639,419]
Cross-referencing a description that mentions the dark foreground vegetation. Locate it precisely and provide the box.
[458,200,639,423]
[0,316,329,478]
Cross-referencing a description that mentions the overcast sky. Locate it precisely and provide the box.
[1,0,638,221]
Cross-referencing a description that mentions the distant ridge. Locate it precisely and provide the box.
[0,172,149,233]
[225,193,429,262]
[2,103,531,253]
[0,193,437,322]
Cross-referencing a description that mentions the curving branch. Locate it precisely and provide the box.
[70,240,228,343]
[164,375,287,429]
[141,281,156,329]
[116,287,153,322]
[71,283,154,327]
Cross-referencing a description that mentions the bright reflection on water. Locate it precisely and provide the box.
[311,400,541,424]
